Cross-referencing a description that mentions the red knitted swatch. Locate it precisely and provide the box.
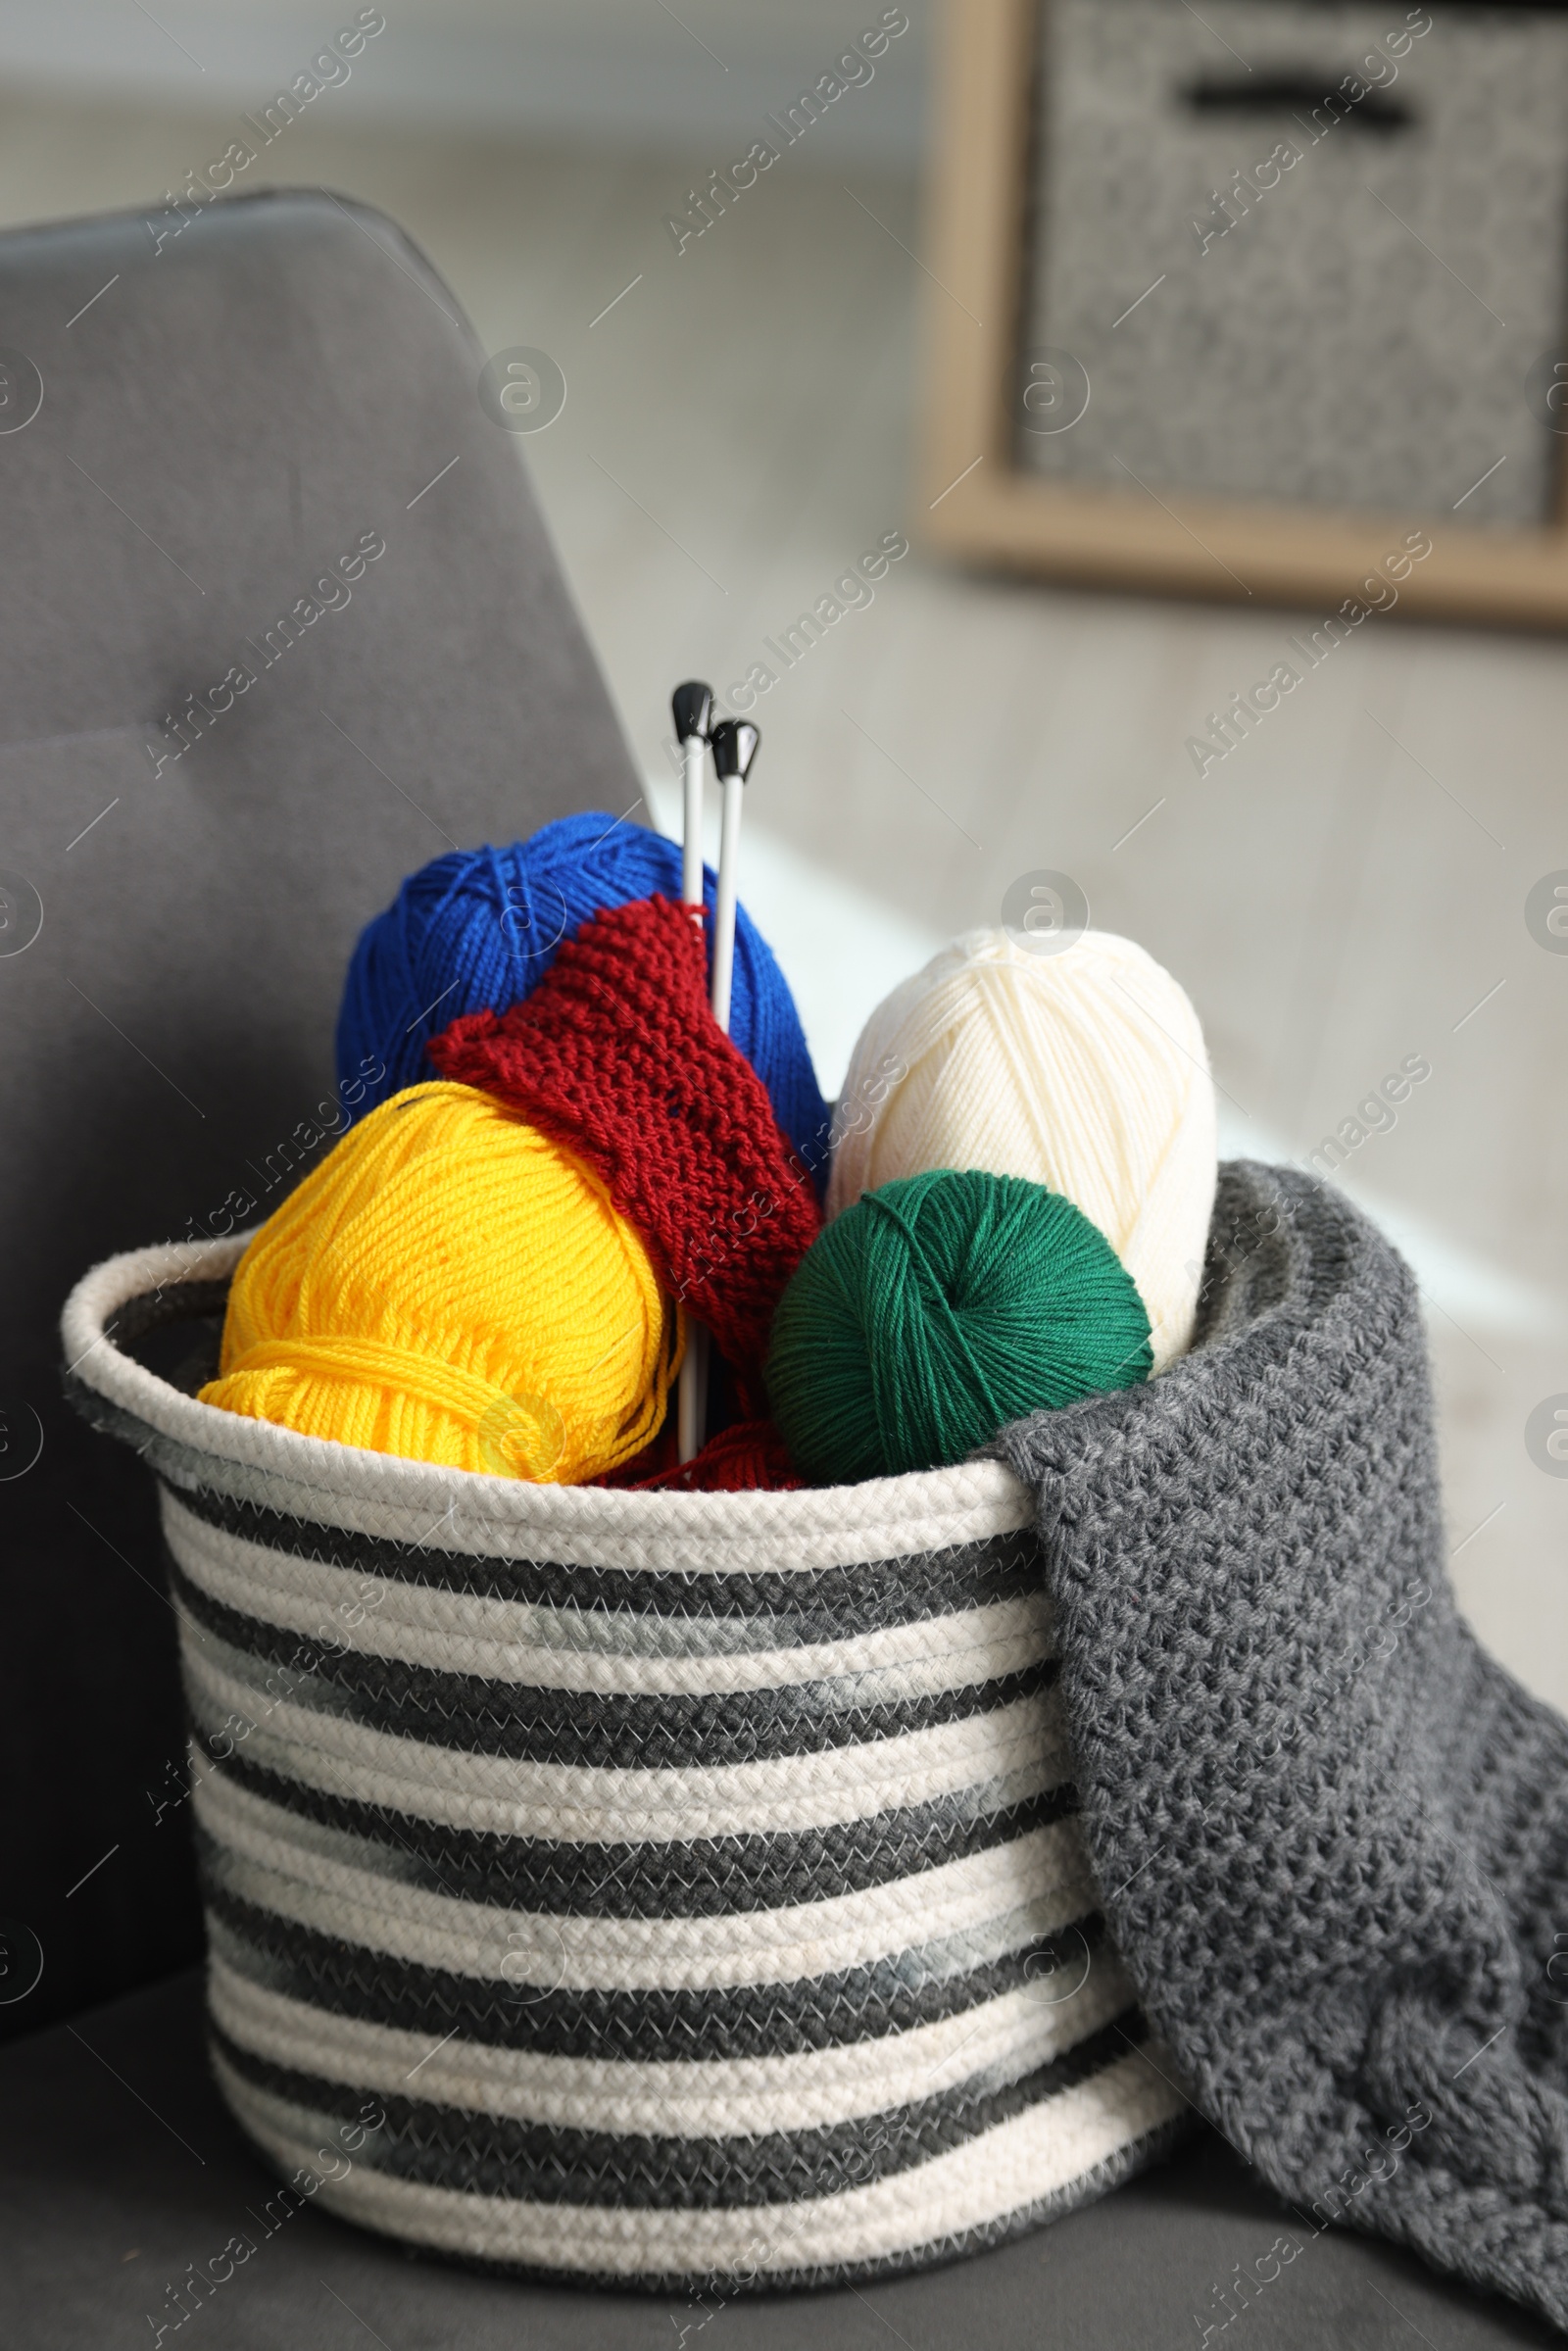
[427,894,820,1405]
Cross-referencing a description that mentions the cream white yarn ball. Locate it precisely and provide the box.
[827,927,1218,1373]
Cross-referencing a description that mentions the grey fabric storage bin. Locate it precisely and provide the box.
[1018,0,1568,522]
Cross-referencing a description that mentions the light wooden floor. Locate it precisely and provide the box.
[5,91,1564,1701]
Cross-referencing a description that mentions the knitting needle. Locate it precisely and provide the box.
[677,715,758,1464]
[671,680,713,910]
[671,681,714,1464]
[707,717,760,1031]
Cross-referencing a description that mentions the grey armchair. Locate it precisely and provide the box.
[0,188,1546,2348]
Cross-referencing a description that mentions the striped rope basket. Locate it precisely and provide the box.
[63,1236,1188,2292]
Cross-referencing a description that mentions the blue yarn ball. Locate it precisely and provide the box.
[335,811,831,1182]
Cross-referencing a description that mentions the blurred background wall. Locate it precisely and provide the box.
[0,0,1563,1707]
[0,1,931,156]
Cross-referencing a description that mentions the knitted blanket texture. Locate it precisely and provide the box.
[994,1161,1568,2331]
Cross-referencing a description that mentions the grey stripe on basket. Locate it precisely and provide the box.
[179,1641,1069,1846]
[205,1942,1127,2137]
[207,2004,1149,2207]
[211,2038,1188,2291]
[172,1560,1059,1767]
[162,1486,1055,1677]
[206,1887,1110,2063]
[197,1744,1082,1917]
[164,1474,1046,1627]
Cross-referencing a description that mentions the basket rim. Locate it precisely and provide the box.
[61,1237,1032,1559]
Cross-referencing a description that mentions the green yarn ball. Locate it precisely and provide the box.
[766,1168,1152,1486]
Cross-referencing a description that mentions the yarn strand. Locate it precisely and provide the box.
[862,1187,1008,1437]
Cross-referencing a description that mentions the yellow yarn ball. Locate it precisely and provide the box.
[199,1081,680,1481]
[827,929,1217,1373]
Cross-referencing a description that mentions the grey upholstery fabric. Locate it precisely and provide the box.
[0,187,637,2039]
[0,1970,1550,2348]
[996,1163,1568,2334]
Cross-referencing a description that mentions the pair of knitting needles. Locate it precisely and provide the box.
[671,680,760,1461]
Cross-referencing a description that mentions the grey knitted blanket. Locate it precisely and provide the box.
[994,1161,1568,2332]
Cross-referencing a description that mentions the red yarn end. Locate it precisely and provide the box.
[596,1418,802,1494]
[428,894,820,1401]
